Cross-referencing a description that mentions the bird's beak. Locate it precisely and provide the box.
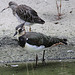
[13,31,17,37]
[1,6,9,12]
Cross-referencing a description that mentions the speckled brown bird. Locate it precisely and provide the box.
[1,1,45,31]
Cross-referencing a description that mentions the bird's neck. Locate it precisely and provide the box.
[10,5,17,15]
[18,32,26,37]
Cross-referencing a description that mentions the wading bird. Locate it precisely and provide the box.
[14,23,67,66]
[1,1,45,31]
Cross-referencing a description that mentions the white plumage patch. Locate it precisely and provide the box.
[15,13,25,23]
[15,14,33,26]
[24,43,45,52]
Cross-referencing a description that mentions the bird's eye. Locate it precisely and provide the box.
[19,29,22,32]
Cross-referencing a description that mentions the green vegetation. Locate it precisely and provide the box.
[0,62,75,75]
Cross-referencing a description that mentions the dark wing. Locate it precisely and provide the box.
[25,32,45,46]
[25,32,67,47]
[16,5,38,23]
[48,37,67,47]
[18,32,67,48]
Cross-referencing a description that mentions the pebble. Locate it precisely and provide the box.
[11,65,19,67]
[67,50,74,53]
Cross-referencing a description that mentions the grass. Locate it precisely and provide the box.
[0,62,75,75]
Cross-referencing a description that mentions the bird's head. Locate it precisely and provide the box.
[1,1,18,12]
[9,1,18,9]
[14,23,25,37]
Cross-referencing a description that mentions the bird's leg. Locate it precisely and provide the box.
[42,50,45,65]
[56,0,60,19]
[26,52,29,75]
[59,0,64,16]
[29,26,31,32]
[56,0,61,20]
[36,54,38,66]
[59,0,62,16]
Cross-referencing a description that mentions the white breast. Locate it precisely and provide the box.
[15,14,25,23]
[24,43,45,52]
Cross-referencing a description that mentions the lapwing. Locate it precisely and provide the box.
[1,1,45,31]
[14,24,67,66]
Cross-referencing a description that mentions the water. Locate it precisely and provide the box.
[0,62,75,75]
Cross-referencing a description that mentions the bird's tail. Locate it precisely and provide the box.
[61,39,67,45]
[48,37,67,46]
[34,17,45,24]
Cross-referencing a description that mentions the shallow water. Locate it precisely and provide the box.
[0,0,75,63]
[0,62,75,75]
